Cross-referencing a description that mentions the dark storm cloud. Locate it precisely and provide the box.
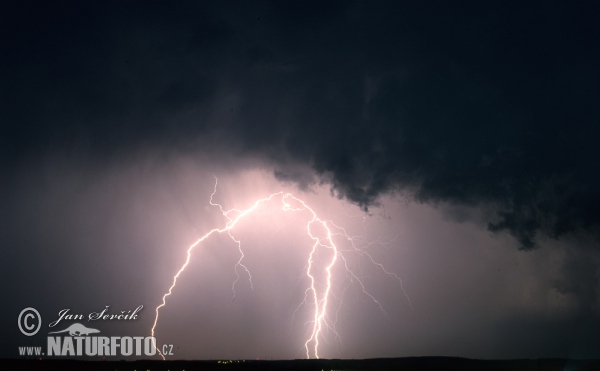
[2,1,599,248]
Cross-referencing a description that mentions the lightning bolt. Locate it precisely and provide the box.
[150,177,409,359]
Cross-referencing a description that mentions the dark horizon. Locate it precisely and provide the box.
[4,356,600,371]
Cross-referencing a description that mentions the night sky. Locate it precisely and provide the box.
[2,0,600,360]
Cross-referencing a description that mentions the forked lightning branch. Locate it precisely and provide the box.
[151,178,410,359]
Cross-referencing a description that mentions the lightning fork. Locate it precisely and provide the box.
[151,178,409,359]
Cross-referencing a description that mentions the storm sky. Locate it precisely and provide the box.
[2,0,600,360]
